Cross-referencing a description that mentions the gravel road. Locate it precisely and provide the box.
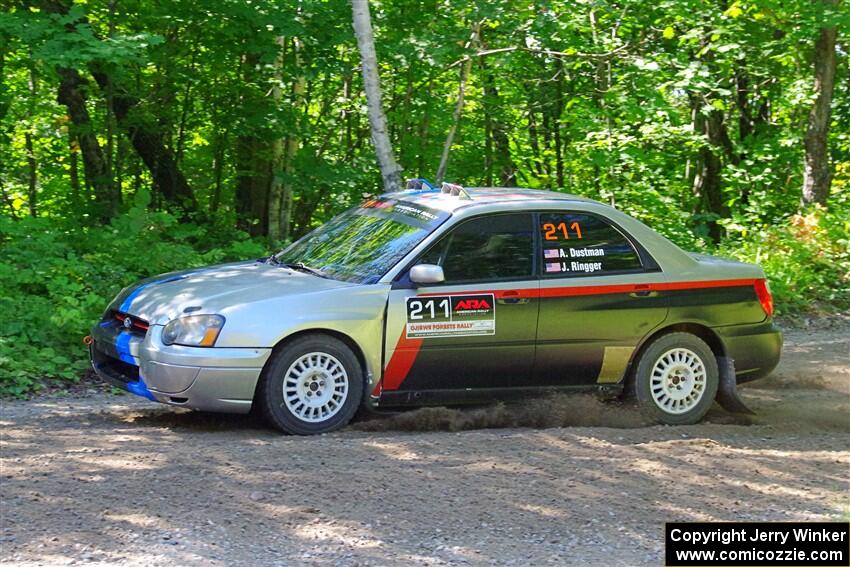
[1,319,848,566]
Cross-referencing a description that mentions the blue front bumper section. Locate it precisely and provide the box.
[89,344,158,402]
[126,378,157,401]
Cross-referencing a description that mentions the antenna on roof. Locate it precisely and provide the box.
[405,178,437,190]
[441,182,472,200]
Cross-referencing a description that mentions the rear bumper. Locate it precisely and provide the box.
[715,319,783,383]
[89,319,271,413]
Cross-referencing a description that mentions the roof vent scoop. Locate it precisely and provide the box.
[441,182,472,200]
[405,178,436,190]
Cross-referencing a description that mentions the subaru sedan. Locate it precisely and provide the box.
[89,182,782,434]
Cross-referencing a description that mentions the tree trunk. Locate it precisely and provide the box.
[24,131,37,217]
[235,135,270,236]
[527,104,543,177]
[268,37,287,242]
[281,39,306,241]
[269,36,307,242]
[553,59,566,188]
[38,0,192,210]
[416,79,432,176]
[90,67,196,211]
[0,49,17,218]
[56,68,116,218]
[68,132,81,197]
[0,178,17,219]
[692,102,731,243]
[175,50,196,164]
[479,42,516,186]
[210,133,226,215]
[25,62,38,217]
[234,53,269,235]
[436,22,481,185]
[482,89,494,186]
[105,0,119,209]
[802,0,840,207]
[351,0,402,192]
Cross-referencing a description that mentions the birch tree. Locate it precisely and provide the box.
[351,0,402,192]
[801,0,841,207]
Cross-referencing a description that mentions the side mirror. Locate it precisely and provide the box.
[409,264,445,285]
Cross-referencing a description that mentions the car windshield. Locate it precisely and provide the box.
[274,197,450,284]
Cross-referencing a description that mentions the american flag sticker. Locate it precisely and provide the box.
[545,262,561,273]
[544,249,560,259]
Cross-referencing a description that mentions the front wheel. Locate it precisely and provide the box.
[258,335,363,435]
[634,332,719,425]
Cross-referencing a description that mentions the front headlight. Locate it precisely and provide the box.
[162,315,225,347]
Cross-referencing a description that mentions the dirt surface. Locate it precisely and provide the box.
[1,320,848,566]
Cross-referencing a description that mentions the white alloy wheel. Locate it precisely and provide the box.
[282,352,349,423]
[649,347,707,414]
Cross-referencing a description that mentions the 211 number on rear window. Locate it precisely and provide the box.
[540,213,642,276]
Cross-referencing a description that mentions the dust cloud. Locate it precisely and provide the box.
[352,393,654,432]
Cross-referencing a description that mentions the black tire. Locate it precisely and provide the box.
[634,332,719,425]
[258,335,363,435]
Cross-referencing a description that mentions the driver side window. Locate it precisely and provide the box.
[418,214,534,283]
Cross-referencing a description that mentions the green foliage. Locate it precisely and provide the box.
[0,192,266,396]
[716,208,850,314]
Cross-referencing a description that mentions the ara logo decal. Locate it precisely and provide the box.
[454,298,491,311]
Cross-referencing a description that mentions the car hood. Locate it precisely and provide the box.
[112,261,355,325]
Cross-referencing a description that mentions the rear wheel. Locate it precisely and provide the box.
[258,335,363,435]
[634,332,718,425]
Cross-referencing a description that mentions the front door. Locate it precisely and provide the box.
[380,213,540,398]
[531,211,669,387]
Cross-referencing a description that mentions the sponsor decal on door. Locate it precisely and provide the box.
[405,293,496,338]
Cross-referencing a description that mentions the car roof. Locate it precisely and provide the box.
[383,186,599,213]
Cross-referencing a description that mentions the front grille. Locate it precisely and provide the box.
[92,348,139,384]
[112,311,149,336]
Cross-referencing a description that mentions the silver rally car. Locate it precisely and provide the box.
[90,182,782,434]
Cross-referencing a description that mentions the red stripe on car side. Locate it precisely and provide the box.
[539,278,759,297]
[380,331,424,392]
[417,278,759,299]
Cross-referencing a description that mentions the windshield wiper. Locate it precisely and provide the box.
[275,260,330,279]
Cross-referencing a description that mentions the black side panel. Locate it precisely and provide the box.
[667,286,765,325]
[380,384,604,408]
[399,343,537,391]
[533,290,668,387]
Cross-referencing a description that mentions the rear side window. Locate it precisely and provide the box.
[540,212,642,276]
[419,214,534,282]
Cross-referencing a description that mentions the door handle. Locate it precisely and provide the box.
[497,290,530,305]
[629,284,657,298]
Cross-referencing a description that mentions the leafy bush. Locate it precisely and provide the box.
[0,192,266,396]
[716,207,850,314]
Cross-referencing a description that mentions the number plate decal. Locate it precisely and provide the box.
[405,294,496,338]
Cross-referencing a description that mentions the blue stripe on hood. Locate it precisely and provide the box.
[118,273,194,313]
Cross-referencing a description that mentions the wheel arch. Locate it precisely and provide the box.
[252,328,370,401]
[624,322,726,391]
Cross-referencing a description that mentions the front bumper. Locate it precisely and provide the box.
[89,319,271,413]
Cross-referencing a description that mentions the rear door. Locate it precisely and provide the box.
[380,213,540,397]
[531,211,669,387]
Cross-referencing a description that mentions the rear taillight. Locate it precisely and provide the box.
[754,279,774,317]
